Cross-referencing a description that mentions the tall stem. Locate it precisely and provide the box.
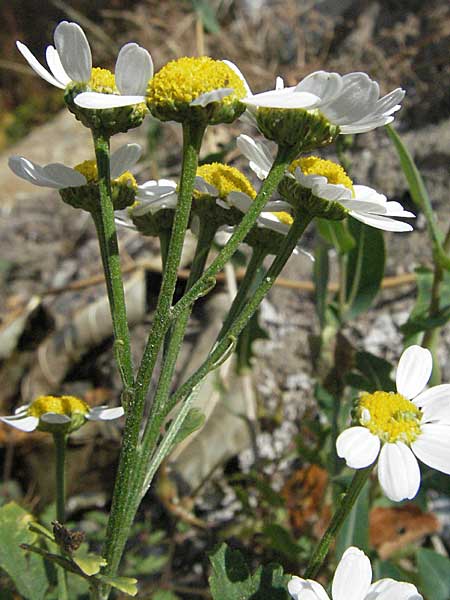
[165,212,314,418]
[53,433,68,600]
[304,466,373,579]
[217,244,268,342]
[101,121,206,588]
[91,133,134,393]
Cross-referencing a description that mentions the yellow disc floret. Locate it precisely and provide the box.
[75,159,98,183]
[28,395,89,418]
[273,211,293,225]
[290,156,354,194]
[88,67,117,94]
[74,160,137,190]
[358,391,422,444]
[148,57,246,107]
[196,163,256,200]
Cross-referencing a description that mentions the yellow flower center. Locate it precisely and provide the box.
[196,163,256,199]
[74,160,137,190]
[28,395,89,418]
[147,57,246,107]
[273,211,293,225]
[88,67,117,94]
[358,391,422,444]
[290,156,354,194]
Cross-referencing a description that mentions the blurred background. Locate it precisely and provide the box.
[0,1,449,597]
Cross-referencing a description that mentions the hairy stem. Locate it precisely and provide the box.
[53,432,68,600]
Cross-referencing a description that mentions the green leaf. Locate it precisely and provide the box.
[190,0,220,33]
[385,125,450,269]
[373,559,412,583]
[151,591,180,600]
[72,545,107,576]
[335,479,369,560]
[171,407,205,446]
[313,241,330,329]
[346,351,395,393]
[0,502,49,600]
[343,219,385,319]
[417,548,450,600]
[316,219,355,254]
[209,544,290,600]
[98,574,138,596]
[262,524,301,559]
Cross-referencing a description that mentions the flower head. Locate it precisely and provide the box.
[146,57,248,124]
[244,71,405,135]
[336,345,450,501]
[17,21,153,130]
[1,395,124,434]
[288,546,422,600]
[238,134,414,231]
[9,144,142,212]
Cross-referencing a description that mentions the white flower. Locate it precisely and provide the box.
[288,546,422,600]
[131,179,179,215]
[336,345,450,502]
[0,395,124,433]
[8,143,142,189]
[17,20,153,108]
[243,71,405,134]
[237,134,414,232]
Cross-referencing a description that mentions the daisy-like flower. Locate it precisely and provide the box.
[144,57,249,124]
[0,395,124,434]
[288,546,422,600]
[9,143,141,189]
[336,345,450,502]
[8,144,143,212]
[17,21,153,108]
[237,134,414,232]
[243,71,405,134]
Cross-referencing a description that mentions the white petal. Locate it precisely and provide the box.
[42,163,86,187]
[258,214,289,235]
[115,42,153,96]
[339,200,388,214]
[411,424,450,474]
[336,427,380,469]
[41,413,71,424]
[322,73,379,125]
[110,143,142,179]
[243,87,319,109]
[132,192,178,215]
[349,212,413,232]
[74,92,146,109]
[54,21,91,82]
[190,87,234,107]
[340,116,394,134]
[287,577,330,600]
[222,60,252,96]
[16,41,66,89]
[194,176,219,196]
[87,406,124,421]
[314,183,351,202]
[8,155,62,188]
[237,134,274,180]
[0,415,39,432]
[413,384,450,423]
[45,45,71,85]
[396,345,432,399]
[368,579,422,600]
[378,442,421,501]
[14,404,30,415]
[115,214,136,230]
[295,71,343,105]
[275,76,284,90]
[332,547,372,600]
[294,168,328,189]
[227,191,253,212]
[353,184,387,204]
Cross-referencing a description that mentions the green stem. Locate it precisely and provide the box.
[159,229,171,273]
[166,211,313,417]
[304,465,373,579]
[91,132,134,393]
[422,224,450,384]
[217,244,268,342]
[101,121,206,588]
[53,433,68,600]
